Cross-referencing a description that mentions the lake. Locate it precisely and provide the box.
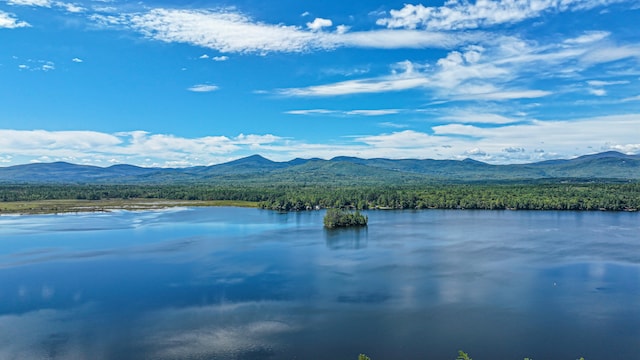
[0,207,639,359]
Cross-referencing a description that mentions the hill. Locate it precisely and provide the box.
[0,152,639,184]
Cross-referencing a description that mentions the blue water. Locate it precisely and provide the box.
[0,208,639,359]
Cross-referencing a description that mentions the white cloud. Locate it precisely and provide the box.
[588,88,607,96]
[306,17,332,32]
[56,1,85,13]
[379,122,409,129]
[71,57,83,62]
[6,0,52,6]
[336,25,350,35]
[580,44,640,66]
[337,29,480,49]
[278,47,551,100]
[285,109,335,115]
[212,55,228,61]
[13,59,56,72]
[431,113,640,161]
[356,130,433,148]
[286,109,400,116]
[503,147,525,153]
[121,9,328,54]
[6,0,85,12]
[464,148,487,156]
[277,67,432,96]
[0,10,30,28]
[587,80,629,87]
[199,54,209,59]
[0,130,122,152]
[346,109,400,116]
[187,84,219,92]
[0,130,285,167]
[91,7,487,53]
[0,155,13,163]
[564,31,611,45]
[622,95,640,102]
[607,143,640,154]
[586,79,629,97]
[376,1,630,31]
[453,88,551,100]
[1,116,638,166]
[441,111,521,124]
[277,28,640,100]
[282,76,429,96]
[41,62,55,71]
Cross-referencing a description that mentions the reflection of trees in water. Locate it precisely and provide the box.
[324,227,368,250]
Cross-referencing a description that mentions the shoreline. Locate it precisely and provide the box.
[0,199,258,215]
[2,198,637,216]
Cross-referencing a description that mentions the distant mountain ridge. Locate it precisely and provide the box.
[0,151,639,184]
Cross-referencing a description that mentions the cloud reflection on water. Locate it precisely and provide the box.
[1,208,639,359]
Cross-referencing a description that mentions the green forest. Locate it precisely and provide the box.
[1,181,638,212]
[324,208,368,228]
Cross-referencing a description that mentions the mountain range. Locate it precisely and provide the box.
[0,151,639,184]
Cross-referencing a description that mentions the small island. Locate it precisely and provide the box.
[323,208,368,229]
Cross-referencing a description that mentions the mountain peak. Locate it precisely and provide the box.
[226,154,274,165]
[574,151,629,160]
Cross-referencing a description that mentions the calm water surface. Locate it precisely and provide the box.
[0,208,639,359]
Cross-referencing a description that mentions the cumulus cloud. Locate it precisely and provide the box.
[1,114,638,166]
[336,25,350,34]
[277,28,640,100]
[187,84,219,92]
[0,10,30,28]
[376,0,629,31]
[0,130,284,167]
[212,55,228,61]
[71,57,83,62]
[431,114,640,160]
[278,45,551,100]
[306,17,332,32]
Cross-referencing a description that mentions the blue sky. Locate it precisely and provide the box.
[1,0,639,167]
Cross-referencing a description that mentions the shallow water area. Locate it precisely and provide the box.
[1,207,639,359]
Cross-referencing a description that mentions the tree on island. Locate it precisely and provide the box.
[323,208,368,228]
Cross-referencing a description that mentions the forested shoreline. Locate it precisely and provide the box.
[1,182,638,212]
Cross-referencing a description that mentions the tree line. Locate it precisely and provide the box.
[1,182,638,212]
